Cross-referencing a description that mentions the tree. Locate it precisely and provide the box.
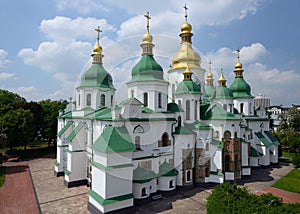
[0,90,26,117]
[0,109,34,151]
[40,99,66,147]
[288,107,300,132]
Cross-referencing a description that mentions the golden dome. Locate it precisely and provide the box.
[235,60,242,69]
[93,42,102,54]
[219,72,225,82]
[181,21,192,34]
[172,43,201,69]
[207,70,213,79]
[142,31,153,43]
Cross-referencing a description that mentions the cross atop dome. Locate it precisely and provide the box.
[144,12,151,33]
[184,4,188,22]
[95,26,102,43]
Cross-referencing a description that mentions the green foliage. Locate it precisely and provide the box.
[0,90,26,117]
[207,182,300,214]
[0,166,5,187]
[39,99,66,146]
[292,156,300,168]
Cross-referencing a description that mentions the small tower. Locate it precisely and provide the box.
[175,65,201,122]
[75,26,115,112]
[211,66,234,113]
[229,50,254,115]
[205,60,215,101]
[127,12,168,112]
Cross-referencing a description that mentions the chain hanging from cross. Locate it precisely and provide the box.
[144,12,151,32]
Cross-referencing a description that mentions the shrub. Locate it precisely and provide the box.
[292,156,300,168]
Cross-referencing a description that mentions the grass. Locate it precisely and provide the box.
[282,151,297,160]
[0,166,6,187]
[272,169,300,194]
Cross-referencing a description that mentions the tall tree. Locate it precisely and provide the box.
[0,109,34,151]
[0,90,26,116]
[40,99,66,147]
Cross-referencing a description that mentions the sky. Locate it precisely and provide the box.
[0,0,299,106]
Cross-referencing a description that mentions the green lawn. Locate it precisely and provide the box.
[0,166,6,187]
[272,169,300,194]
[282,151,297,159]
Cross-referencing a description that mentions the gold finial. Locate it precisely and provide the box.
[183,64,193,80]
[144,12,151,33]
[207,60,213,80]
[219,64,226,86]
[234,48,243,77]
[184,4,188,22]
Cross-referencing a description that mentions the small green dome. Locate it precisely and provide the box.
[229,77,253,98]
[130,55,164,82]
[205,85,215,98]
[212,86,234,99]
[175,80,201,95]
[80,63,114,88]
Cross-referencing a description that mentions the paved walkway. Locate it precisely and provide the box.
[1,158,299,213]
[258,187,300,203]
[0,163,40,214]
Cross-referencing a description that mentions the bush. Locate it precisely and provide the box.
[292,156,300,168]
[206,182,300,214]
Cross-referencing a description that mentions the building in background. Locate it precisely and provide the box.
[254,94,270,109]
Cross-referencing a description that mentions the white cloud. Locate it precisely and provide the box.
[9,86,41,101]
[55,0,108,14]
[0,49,11,67]
[0,72,15,82]
[245,63,300,105]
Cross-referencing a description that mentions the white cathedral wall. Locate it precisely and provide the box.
[106,152,132,167]
[233,98,254,115]
[133,182,151,199]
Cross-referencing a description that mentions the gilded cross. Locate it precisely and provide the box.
[95,26,102,41]
[184,4,188,21]
[236,48,240,61]
[144,12,151,32]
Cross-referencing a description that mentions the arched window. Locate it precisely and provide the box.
[86,94,91,106]
[162,132,170,147]
[178,100,181,106]
[224,131,231,139]
[249,103,252,114]
[225,155,231,171]
[186,100,190,120]
[206,142,209,151]
[194,100,197,120]
[234,131,238,138]
[240,103,244,113]
[186,170,191,182]
[229,104,232,113]
[169,180,174,188]
[78,94,80,106]
[100,94,105,107]
[141,187,147,196]
[135,136,141,150]
[158,93,162,108]
[205,167,210,177]
[143,93,148,107]
[111,95,113,106]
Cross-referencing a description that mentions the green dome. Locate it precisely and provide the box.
[212,86,234,99]
[229,77,253,98]
[205,85,215,98]
[175,80,201,95]
[80,63,114,88]
[130,55,165,82]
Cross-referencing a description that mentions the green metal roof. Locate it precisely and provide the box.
[229,77,253,98]
[142,106,154,113]
[79,63,115,89]
[59,111,72,119]
[251,146,262,157]
[58,121,73,137]
[85,107,112,120]
[205,85,215,98]
[159,161,178,177]
[167,102,183,112]
[175,80,201,95]
[211,139,224,149]
[92,126,135,153]
[66,122,85,142]
[202,105,240,120]
[133,165,157,183]
[173,126,194,135]
[200,103,210,119]
[255,132,271,147]
[264,131,280,145]
[129,55,166,83]
[88,189,133,205]
[212,86,234,99]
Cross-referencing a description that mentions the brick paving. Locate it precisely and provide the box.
[257,187,300,203]
[0,157,299,214]
[0,163,40,214]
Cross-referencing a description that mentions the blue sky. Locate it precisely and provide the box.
[0,0,299,106]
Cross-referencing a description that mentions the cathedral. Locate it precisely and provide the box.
[54,8,279,214]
